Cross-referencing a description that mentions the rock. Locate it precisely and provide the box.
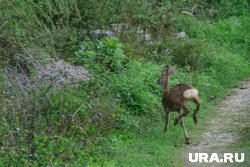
[111,23,129,33]
[144,33,152,41]
[4,57,90,98]
[35,60,90,86]
[173,32,188,39]
[137,27,152,41]
[90,29,114,40]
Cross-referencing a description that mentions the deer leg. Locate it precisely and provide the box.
[180,118,189,145]
[174,104,191,126]
[164,111,170,133]
[192,98,200,124]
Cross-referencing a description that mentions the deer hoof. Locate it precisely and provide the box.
[185,138,190,145]
[174,118,179,126]
[193,115,198,124]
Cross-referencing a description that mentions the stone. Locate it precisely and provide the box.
[90,29,114,39]
[173,32,188,39]
[111,23,129,33]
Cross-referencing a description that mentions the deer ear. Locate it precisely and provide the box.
[163,65,168,71]
[162,65,168,73]
[168,65,177,74]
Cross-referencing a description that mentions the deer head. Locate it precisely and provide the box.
[157,65,177,87]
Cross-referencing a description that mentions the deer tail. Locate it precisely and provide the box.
[183,89,199,99]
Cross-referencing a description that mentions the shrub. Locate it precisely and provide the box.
[165,39,204,70]
[107,61,161,114]
[71,38,128,72]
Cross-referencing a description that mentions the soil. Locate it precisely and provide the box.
[183,80,250,167]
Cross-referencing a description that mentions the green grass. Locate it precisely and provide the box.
[97,97,210,166]
[104,118,192,167]
[86,15,250,166]
[1,1,250,166]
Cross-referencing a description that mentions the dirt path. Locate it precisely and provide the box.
[183,80,250,167]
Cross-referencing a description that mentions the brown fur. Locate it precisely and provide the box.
[157,66,200,144]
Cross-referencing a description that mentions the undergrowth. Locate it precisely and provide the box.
[0,0,249,166]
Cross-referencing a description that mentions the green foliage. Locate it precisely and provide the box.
[107,61,161,114]
[1,0,250,166]
[165,39,204,70]
[71,38,127,72]
[97,38,127,71]
[208,0,250,19]
[171,14,198,32]
[0,0,81,64]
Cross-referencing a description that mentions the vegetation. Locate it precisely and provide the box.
[0,0,249,166]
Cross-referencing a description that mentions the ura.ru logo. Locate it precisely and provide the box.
[189,153,245,163]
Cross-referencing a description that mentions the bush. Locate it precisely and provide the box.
[107,61,161,114]
[71,38,128,72]
[164,39,204,70]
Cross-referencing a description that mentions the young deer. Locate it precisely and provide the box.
[157,65,200,144]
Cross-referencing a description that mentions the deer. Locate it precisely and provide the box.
[157,65,200,144]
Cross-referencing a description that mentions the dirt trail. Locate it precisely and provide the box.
[183,80,250,167]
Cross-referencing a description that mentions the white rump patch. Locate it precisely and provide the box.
[183,89,199,99]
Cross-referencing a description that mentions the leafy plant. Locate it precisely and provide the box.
[72,38,128,72]
[165,39,204,70]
